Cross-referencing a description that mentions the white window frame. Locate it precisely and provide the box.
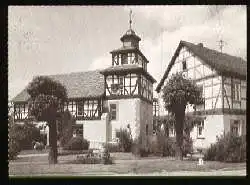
[230,120,241,136]
[232,81,241,101]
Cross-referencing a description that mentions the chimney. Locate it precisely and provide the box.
[197,43,203,47]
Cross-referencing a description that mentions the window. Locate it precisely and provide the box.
[230,120,240,136]
[153,120,157,135]
[121,53,128,64]
[153,99,159,117]
[146,124,148,136]
[123,41,131,47]
[77,101,84,116]
[110,104,117,120]
[232,82,241,101]
[182,60,187,70]
[197,121,205,138]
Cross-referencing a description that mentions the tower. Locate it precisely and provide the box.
[100,11,156,146]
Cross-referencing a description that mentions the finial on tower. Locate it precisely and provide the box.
[129,9,132,29]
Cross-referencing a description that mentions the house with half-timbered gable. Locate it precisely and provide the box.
[155,40,247,149]
[11,24,156,149]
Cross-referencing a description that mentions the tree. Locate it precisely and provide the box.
[162,73,203,160]
[27,76,67,164]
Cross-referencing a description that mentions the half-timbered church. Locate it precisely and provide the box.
[12,19,156,149]
[154,41,247,149]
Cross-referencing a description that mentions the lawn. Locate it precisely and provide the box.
[9,152,246,176]
[19,149,49,155]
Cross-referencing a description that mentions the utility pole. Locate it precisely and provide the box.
[218,39,226,53]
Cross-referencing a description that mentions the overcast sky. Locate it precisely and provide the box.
[8,5,246,100]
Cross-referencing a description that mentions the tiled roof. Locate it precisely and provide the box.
[100,64,157,83]
[12,70,105,102]
[110,46,137,53]
[156,40,247,92]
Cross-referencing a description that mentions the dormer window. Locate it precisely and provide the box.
[182,60,187,70]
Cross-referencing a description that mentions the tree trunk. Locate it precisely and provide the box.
[48,120,58,164]
[174,106,186,160]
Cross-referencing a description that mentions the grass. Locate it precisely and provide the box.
[9,152,246,176]
[19,149,49,155]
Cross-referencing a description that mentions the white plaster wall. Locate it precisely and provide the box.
[190,115,224,149]
[108,98,140,141]
[139,100,153,147]
[158,92,168,116]
[82,119,107,149]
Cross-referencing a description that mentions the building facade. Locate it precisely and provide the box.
[155,41,247,149]
[11,26,156,149]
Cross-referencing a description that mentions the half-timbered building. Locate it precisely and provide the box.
[11,25,156,149]
[155,40,247,149]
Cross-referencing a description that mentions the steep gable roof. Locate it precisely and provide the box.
[156,40,247,92]
[12,70,105,103]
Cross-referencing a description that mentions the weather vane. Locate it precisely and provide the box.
[129,9,132,29]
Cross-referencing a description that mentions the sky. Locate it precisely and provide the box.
[8,5,247,100]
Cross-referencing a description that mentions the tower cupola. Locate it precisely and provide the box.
[120,10,141,49]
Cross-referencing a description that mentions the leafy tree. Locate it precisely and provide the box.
[27,76,67,164]
[162,73,203,160]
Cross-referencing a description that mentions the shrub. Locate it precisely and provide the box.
[9,137,21,160]
[182,135,193,157]
[19,121,41,150]
[116,128,133,152]
[63,136,89,150]
[103,142,122,153]
[73,155,102,164]
[131,134,150,157]
[8,115,21,160]
[148,131,193,157]
[204,133,246,162]
[102,148,114,165]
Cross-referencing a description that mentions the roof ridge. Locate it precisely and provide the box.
[34,69,103,78]
[181,40,246,62]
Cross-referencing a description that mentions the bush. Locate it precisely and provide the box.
[148,132,193,157]
[73,155,102,164]
[20,121,42,149]
[8,115,21,160]
[63,136,89,150]
[70,149,114,165]
[204,133,246,163]
[103,142,122,153]
[131,134,150,157]
[182,135,193,157]
[9,137,21,160]
[116,128,133,152]
[102,148,114,165]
